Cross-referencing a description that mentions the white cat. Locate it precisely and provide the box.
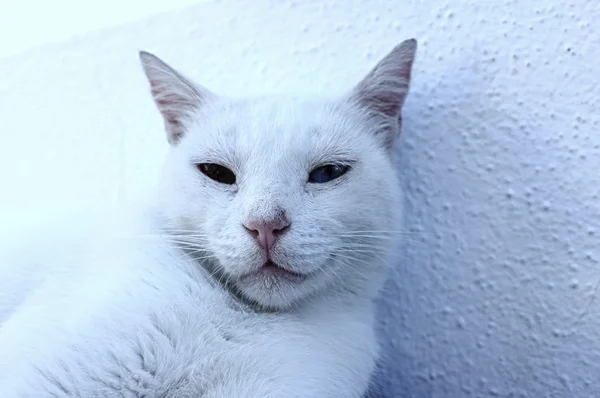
[0,39,417,397]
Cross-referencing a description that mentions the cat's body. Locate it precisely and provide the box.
[0,210,377,397]
[0,39,417,397]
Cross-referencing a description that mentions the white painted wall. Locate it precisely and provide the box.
[1,0,599,396]
[0,0,205,58]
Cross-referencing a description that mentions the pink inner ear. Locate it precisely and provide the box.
[150,86,169,107]
[399,67,412,81]
[148,81,182,131]
[357,87,403,118]
[149,81,168,104]
[379,92,403,117]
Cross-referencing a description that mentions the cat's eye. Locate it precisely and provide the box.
[197,163,236,185]
[308,164,350,184]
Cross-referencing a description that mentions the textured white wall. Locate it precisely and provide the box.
[1,0,599,396]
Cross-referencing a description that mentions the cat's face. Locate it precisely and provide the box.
[141,40,417,310]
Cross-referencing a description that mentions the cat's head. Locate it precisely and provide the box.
[140,40,417,310]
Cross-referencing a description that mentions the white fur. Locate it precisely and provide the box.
[0,40,416,397]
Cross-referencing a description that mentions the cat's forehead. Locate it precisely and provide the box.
[187,96,368,159]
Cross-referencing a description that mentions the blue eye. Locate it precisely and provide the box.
[308,164,350,184]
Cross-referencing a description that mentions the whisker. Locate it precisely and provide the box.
[330,251,402,280]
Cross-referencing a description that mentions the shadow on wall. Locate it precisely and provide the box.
[368,46,600,397]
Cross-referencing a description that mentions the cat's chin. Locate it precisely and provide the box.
[239,260,308,284]
[230,260,314,310]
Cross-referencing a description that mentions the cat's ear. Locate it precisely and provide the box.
[139,51,213,145]
[349,39,417,150]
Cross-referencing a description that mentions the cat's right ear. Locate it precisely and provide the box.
[139,51,213,145]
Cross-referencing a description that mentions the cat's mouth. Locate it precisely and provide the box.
[239,260,307,284]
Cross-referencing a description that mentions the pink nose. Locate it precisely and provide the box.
[243,216,291,252]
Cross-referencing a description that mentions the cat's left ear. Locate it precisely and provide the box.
[349,39,417,150]
[139,51,214,145]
